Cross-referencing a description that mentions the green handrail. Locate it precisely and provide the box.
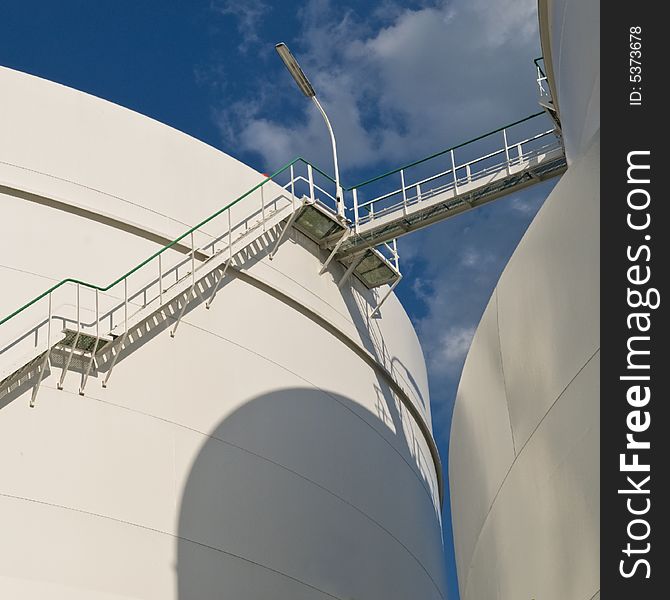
[0,156,304,327]
[0,110,549,328]
[346,111,545,190]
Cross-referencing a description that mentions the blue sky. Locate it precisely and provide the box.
[0,1,557,597]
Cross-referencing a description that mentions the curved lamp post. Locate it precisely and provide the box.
[275,42,344,219]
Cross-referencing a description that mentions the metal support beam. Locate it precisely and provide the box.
[30,293,52,408]
[319,228,350,275]
[269,199,304,261]
[370,274,403,318]
[338,252,366,289]
[171,285,195,337]
[205,258,233,310]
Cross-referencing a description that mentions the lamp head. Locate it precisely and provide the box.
[275,42,316,98]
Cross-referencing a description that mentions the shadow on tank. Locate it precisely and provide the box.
[176,387,445,600]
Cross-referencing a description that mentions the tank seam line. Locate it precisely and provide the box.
[0,159,192,227]
[495,289,517,456]
[0,256,439,507]
[59,307,438,506]
[225,264,444,504]
[462,346,599,598]
[252,251,357,330]
[38,381,446,599]
[235,261,429,424]
[248,256,422,405]
[0,491,343,600]
[180,318,439,506]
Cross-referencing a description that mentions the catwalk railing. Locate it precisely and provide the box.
[0,159,343,398]
[1,111,564,404]
[535,56,549,97]
[345,111,561,237]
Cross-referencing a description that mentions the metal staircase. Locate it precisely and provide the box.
[0,178,304,406]
[1,100,567,407]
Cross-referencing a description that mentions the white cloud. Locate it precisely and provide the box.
[470,0,537,47]
[211,0,270,53]
[509,194,544,215]
[460,247,485,268]
[400,178,554,433]
[207,0,553,435]
[212,0,542,174]
[428,325,476,376]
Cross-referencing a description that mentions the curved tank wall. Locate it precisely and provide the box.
[0,66,446,599]
[448,0,600,598]
[539,0,600,164]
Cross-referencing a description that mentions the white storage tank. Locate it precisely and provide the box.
[448,0,600,598]
[0,66,446,600]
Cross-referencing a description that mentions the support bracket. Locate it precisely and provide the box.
[319,228,350,275]
[338,252,366,289]
[370,274,403,318]
[269,200,304,261]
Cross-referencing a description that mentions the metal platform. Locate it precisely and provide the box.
[291,200,402,291]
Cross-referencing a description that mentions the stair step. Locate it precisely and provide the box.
[108,201,297,337]
[0,349,48,392]
[58,329,113,355]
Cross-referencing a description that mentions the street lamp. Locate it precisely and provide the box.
[275,42,344,219]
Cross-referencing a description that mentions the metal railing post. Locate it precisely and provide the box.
[290,164,296,210]
[30,293,52,407]
[158,254,163,305]
[206,209,234,308]
[228,209,233,258]
[124,279,128,335]
[503,128,511,175]
[58,283,81,390]
[307,164,315,203]
[80,289,100,395]
[450,149,459,194]
[352,188,360,233]
[400,169,408,216]
[537,67,548,96]
[102,279,129,388]
[190,232,196,287]
[171,232,196,337]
